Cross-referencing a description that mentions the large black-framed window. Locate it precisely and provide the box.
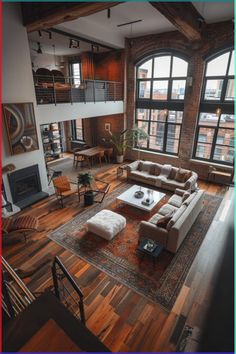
[135,53,188,155]
[71,119,84,142]
[193,48,234,165]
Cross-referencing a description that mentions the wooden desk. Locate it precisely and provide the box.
[3,291,109,352]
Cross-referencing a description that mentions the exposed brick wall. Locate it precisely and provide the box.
[125,21,234,179]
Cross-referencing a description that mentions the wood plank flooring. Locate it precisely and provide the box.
[2,164,231,352]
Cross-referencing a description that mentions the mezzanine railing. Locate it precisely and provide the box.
[34,75,123,105]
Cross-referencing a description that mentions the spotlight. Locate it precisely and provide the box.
[69,39,79,48]
[48,31,52,40]
[107,8,111,18]
[38,30,42,37]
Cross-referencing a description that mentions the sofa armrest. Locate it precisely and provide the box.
[139,221,168,247]
[185,172,198,189]
[126,160,140,172]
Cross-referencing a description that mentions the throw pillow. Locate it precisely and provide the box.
[184,171,192,182]
[156,212,173,229]
[149,164,156,175]
[168,168,177,180]
[175,168,190,183]
[137,162,143,171]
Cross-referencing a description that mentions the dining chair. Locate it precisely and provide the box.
[104,148,113,163]
[96,151,106,168]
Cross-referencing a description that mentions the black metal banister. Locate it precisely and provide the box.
[33,74,123,105]
[51,256,85,325]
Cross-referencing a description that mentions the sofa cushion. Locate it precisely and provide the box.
[182,191,191,201]
[158,204,177,216]
[168,194,183,208]
[183,192,197,206]
[149,213,163,225]
[166,205,187,231]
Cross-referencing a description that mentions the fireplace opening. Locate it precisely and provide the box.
[8,164,48,209]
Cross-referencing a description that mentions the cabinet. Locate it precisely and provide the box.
[41,123,64,163]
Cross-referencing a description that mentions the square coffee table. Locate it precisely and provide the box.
[116,184,165,212]
[137,239,164,267]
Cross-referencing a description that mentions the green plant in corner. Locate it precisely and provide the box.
[103,125,149,163]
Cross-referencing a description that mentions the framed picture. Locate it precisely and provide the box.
[105,123,111,132]
[3,102,39,155]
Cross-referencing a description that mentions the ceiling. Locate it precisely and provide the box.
[28,2,234,55]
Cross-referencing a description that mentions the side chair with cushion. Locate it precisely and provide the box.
[2,215,39,242]
[53,175,79,208]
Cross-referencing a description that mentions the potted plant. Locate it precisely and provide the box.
[78,172,94,206]
[103,126,149,163]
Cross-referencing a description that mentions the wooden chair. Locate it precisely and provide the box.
[2,215,39,242]
[78,178,110,204]
[53,175,79,208]
[104,148,113,163]
[73,148,84,169]
[96,151,106,168]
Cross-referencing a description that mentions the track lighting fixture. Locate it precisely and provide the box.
[38,30,42,37]
[107,8,111,18]
[91,44,99,52]
[69,38,80,49]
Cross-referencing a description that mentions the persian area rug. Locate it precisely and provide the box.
[48,183,223,310]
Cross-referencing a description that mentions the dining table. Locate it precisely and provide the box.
[74,146,108,168]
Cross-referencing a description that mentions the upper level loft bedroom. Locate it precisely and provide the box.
[28,29,124,105]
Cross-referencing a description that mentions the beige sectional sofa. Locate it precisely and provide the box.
[139,188,204,253]
[126,160,198,192]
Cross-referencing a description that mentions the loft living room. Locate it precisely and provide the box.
[2,1,234,352]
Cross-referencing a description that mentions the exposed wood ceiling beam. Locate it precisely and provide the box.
[22,2,121,33]
[149,2,205,42]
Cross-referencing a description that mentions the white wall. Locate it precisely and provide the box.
[2,4,49,205]
[37,101,124,124]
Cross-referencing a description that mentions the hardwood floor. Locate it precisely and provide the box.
[3,164,231,352]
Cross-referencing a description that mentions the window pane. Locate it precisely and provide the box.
[149,122,165,150]
[216,128,234,146]
[195,143,211,159]
[139,81,151,98]
[136,108,150,120]
[204,79,223,100]
[152,80,168,100]
[228,51,234,75]
[168,111,183,123]
[166,139,179,154]
[206,52,230,76]
[137,120,149,134]
[153,56,171,78]
[220,114,234,128]
[198,127,214,143]
[138,59,152,79]
[167,125,181,140]
[213,145,234,163]
[171,80,186,99]
[172,57,188,77]
[225,79,234,101]
[199,112,218,126]
[150,109,167,122]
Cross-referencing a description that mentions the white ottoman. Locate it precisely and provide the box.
[87,209,126,240]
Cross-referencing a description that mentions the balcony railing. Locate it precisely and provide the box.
[34,75,123,105]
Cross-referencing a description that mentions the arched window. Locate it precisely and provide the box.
[135,53,188,155]
[193,49,234,165]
